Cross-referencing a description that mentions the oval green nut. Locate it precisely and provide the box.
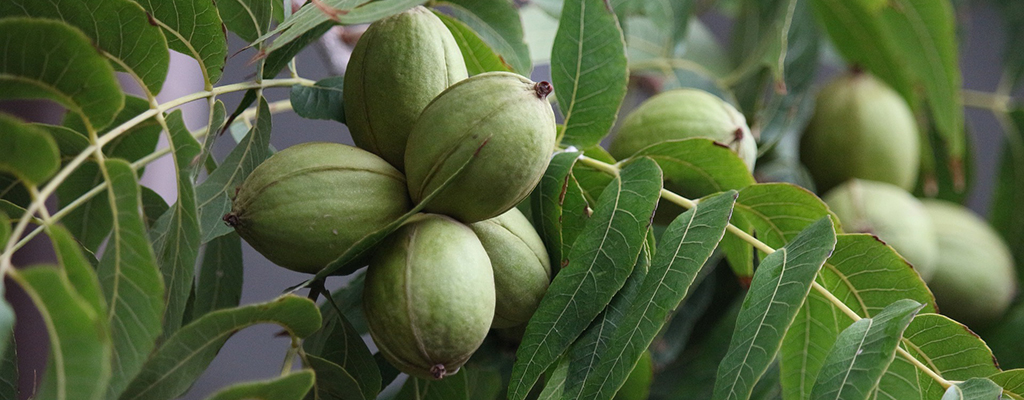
[226,142,411,274]
[608,88,757,171]
[800,72,920,192]
[922,200,1017,329]
[363,214,496,380]
[404,72,557,223]
[344,6,468,170]
[469,207,551,329]
[824,179,938,281]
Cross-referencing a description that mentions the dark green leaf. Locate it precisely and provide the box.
[13,266,112,400]
[994,0,1024,90]
[56,162,111,252]
[141,187,169,230]
[808,300,923,400]
[0,335,15,400]
[260,0,426,55]
[734,182,840,250]
[508,158,662,400]
[435,12,512,75]
[303,308,380,399]
[941,378,1003,400]
[149,110,202,339]
[326,272,368,334]
[120,296,321,400]
[205,370,315,400]
[571,191,737,400]
[538,357,569,400]
[197,100,228,178]
[290,77,346,123]
[193,232,244,319]
[563,240,651,400]
[631,139,755,198]
[0,113,59,185]
[551,0,629,148]
[712,217,837,400]
[780,234,937,400]
[304,355,369,400]
[197,98,273,243]
[0,211,7,249]
[619,0,695,61]
[375,352,401,390]
[394,370,470,400]
[435,0,531,74]
[49,225,106,317]
[990,108,1024,288]
[262,23,334,79]
[217,0,275,42]
[530,151,591,271]
[990,369,1024,399]
[875,314,1000,399]
[134,0,228,84]
[0,0,170,94]
[96,159,164,399]
[0,18,124,130]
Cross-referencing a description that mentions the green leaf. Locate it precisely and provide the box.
[434,0,531,74]
[197,98,273,243]
[435,12,512,75]
[508,158,662,400]
[780,234,938,400]
[197,99,228,178]
[0,113,59,185]
[994,0,1024,90]
[120,295,321,400]
[303,307,380,399]
[0,17,124,130]
[12,266,112,400]
[192,232,244,319]
[539,357,569,400]
[304,355,370,400]
[620,0,695,61]
[325,272,368,334]
[563,239,651,400]
[134,0,228,84]
[149,110,202,339]
[941,378,1003,400]
[531,151,591,271]
[290,77,346,123]
[0,211,7,250]
[990,108,1024,288]
[875,314,1000,399]
[990,369,1024,399]
[0,0,170,94]
[49,225,107,317]
[808,299,923,400]
[217,0,274,42]
[260,0,426,56]
[204,371,315,400]
[570,191,738,400]
[141,187,169,230]
[95,159,164,399]
[712,217,837,400]
[0,335,15,400]
[262,23,335,79]
[630,139,755,198]
[810,0,963,159]
[394,370,470,400]
[551,0,629,148]
[60,96,163,252]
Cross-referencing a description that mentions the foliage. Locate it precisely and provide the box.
[0,0,1022,399]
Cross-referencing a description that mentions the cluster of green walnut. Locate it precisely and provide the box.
[225,7,556,380]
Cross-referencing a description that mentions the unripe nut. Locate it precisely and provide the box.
[404,72,557,223]
[363,214,496,380]
[922,200,1017,329]
[227,142,411,274]
[608,88,757,172]
[800,72,920,192]
[469,208,551,329]
[823,179,938,281]
[344,6,468,170]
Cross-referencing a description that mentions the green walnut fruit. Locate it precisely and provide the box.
[922,200,1017,328]
[469,208,551,329]
[823,179,938,281]
[404,72,557,223]
[226,142,411,274]
[608,89,757,171]
[363,214,496,380]
[801,72,920,192]
[344,6,468,170]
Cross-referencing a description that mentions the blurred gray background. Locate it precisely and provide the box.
[1,1,1014,399]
